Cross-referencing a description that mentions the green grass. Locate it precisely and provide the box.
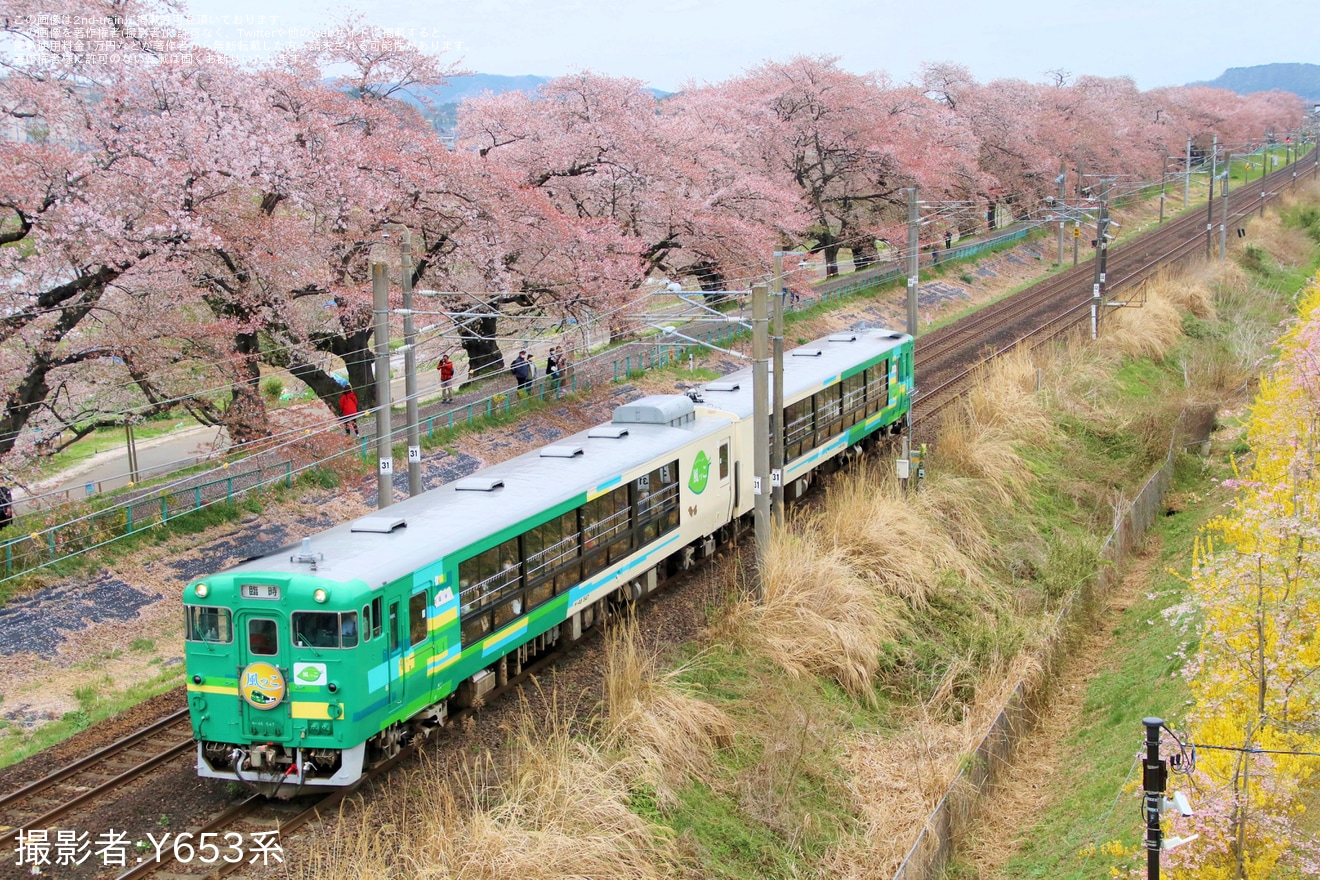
[968,452,1212,880]
[35,415,202,478]
[0,669,183,769]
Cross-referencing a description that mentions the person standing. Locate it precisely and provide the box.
[944,229,953,251]
[437,354,455,402]
[545,347,560,394]
[0,486,12,530]
[510,350,532,396]
[338,386,360,436]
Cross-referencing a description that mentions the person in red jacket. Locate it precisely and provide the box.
[338,386,360,436]
[437,354,455,402]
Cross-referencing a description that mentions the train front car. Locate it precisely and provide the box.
[184,393,738,795]
[184,568,374,795]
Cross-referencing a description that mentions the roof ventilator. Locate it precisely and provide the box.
[541,445,585,458]
[454,477,505,492]
[588,426,630,439]
[704,380,741,392]
[351,515,408,533]
[792,349,824,358]
[827,333,858,342]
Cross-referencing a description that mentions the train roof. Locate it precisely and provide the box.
[216,395,732,590]
[695,326,909,419]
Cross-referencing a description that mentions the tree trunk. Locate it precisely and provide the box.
[852,237,879,270]
[458,315,505,380]
[225,330,271,445]
[822,243,841,277]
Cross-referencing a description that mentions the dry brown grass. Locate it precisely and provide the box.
[297,703,675,880]
[1248,208,1315,268]
[932,350,1051,507]
[602,616,734,805]
[1101,286,1183,361]
[729,529,902,699]
[1143,268,1214,318]
[817,462,986,607]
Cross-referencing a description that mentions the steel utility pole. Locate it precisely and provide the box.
[751,283,771,588]
[906,187,919,337]
[1260,134,1268,218]
[1091,182,1109,341]
[1142,717,1167,880]
[771,252,786,525]
[1184,136,1192,209]
[1206,135,1217,259]
[1159,153,1166,224]
[372,259,394,509]
[399,230,422,497]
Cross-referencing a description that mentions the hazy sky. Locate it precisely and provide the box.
[181,0,1313,92]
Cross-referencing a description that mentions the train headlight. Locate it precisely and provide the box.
[313,588,328,604]
[194,583,209,599]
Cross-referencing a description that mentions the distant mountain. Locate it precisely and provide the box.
[423,73,552,105]
[400,74,672,137]
[1193,63,1320,103]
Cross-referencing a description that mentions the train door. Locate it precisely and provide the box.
[387,600,403,709]
[235,608,291,742]
[718,437,733,522]
[404,588,430,709]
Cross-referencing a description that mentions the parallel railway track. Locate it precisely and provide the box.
[913,151,1320,422]
[1,149,1315,876]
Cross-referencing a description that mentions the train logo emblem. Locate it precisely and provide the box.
[688,451,711,494]
[294,662,327,685]
[240,661,286,710]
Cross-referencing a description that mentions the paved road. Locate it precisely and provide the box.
[13,426,227,514]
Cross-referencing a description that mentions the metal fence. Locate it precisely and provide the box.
[890,410,1212,880]
[610,226,1039,380]
[1,459,292,577]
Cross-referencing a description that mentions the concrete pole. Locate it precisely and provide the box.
[1220,164,1230,261]
[771,252,785,525]
[906,187,919,337]
[752,283,771,586]
[1057,161,1066,263]
[399,232,422,497]
[372,260,394,508]
[1184,136,1192,209]
[1091,182,1109,341]
[1206,135,1217,259]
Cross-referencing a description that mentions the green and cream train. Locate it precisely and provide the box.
[183,327,913,791]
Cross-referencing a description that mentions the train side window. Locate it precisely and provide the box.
[361,605,371,642]
[185,606,233,643]
[371,597,384,640]
[408,591,428,646]
[247,618,278,656]
[341,611,359,648]
[388,602,399,653]
[719,442,729,480]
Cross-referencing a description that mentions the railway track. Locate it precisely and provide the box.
[1,149,1314,876]
[0,710,193,848]
[912,150,1320,422]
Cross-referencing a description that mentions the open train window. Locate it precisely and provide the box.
[185,606,233,643]
[248,618,278,656]
[719,442,730,480]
